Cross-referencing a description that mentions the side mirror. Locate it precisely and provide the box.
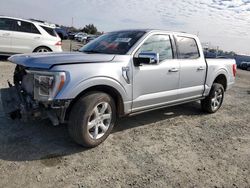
[134,52,159,66]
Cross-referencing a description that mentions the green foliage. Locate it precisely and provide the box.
[82,24,98,34]
[67,26,79,32]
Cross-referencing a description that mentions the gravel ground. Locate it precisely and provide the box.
[0,43,249,188]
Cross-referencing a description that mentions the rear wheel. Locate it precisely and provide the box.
[34,47,51,53]
[68,92,116,147]
[201,83,224,113]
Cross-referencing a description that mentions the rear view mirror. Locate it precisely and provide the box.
[134,52,159,66]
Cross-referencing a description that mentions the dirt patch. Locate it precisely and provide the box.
[40,154,65,167]
[0,45,249,187]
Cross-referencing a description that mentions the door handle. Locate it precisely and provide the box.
[168,68,179,72]
[197,66,205,71]
[2,33,10,36]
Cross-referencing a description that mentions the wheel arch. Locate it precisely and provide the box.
[64,85,125,121]
[33,46,52,52]
[213,74,227,91]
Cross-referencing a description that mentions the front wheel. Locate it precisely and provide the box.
[68,92,116,147]
[201,83,224,113]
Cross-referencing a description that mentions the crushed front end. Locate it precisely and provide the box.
[1,65,70,125]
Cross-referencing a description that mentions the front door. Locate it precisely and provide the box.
[0,18,13,54]
[132,34,180,112]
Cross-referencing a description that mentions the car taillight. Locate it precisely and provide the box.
[55,41,62,46]
[233,64,237,77]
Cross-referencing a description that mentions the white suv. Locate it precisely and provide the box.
[0,16,62,55]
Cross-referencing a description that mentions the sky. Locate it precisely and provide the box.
[1,0,250,54]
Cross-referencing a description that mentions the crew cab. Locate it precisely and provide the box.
[2,29,236,147]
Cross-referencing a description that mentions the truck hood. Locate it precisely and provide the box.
[8,52,115,69]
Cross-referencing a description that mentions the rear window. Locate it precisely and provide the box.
[176,36,200,59]
[41,26,57,37]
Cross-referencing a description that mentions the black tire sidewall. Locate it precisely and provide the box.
[208,83,224,112]
[68,92,116,147]
[202,83,224,113]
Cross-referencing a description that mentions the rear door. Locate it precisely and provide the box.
[175,36,207,100]
[11,19,41,53]
[0,18,14,54]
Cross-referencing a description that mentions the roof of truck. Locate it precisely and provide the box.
[109,29,197,37]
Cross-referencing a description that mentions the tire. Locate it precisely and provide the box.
[13,65,26,85]
[33,47,51,53]
[68,92,116,147]
[201,83,224,113]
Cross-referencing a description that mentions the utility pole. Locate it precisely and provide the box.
[70,17,74,52]
[216,46,219,58]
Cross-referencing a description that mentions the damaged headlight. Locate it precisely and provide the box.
[27,70,66,101]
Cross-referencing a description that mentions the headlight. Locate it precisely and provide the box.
[27,70,66,101]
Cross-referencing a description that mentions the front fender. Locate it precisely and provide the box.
[55,76,129,102]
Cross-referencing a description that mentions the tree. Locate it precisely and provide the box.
[66,26,80,33]
[82,24,98,34]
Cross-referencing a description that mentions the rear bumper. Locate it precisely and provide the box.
[1,86,70,125]
[227,81,234,90]
[50,45,63,52]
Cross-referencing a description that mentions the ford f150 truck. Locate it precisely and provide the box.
[2,29,236,147]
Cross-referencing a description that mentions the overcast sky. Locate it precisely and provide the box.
[1,0,250,54]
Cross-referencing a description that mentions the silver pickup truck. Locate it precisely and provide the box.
[2,29,236,147]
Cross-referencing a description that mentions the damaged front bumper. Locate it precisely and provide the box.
[1,85,71,126]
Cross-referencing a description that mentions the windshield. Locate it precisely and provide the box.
[79,31,146,55]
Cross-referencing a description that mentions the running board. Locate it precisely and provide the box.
[128,97,205,117]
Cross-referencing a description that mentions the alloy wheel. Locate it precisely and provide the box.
[87,102,112,140]
[37,48,49,52]
[211,88,223,111]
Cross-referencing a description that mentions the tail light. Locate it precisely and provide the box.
[55,41,62,46]
[233,64,237,77]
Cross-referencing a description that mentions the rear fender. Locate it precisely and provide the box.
[204,68,229,96]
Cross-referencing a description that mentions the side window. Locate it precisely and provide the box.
[136,35,173,62]
[176,36,200,59]
[14,20,40,34]
[0,18,14,31]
